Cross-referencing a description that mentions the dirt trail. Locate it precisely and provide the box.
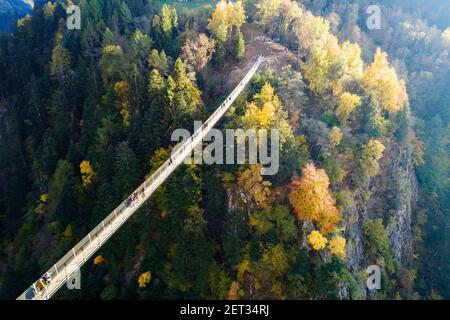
[201,25,301,101]
[229,25,300,83]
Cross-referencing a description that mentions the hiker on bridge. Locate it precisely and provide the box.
[37,278,46,291]
[42,272,51,285]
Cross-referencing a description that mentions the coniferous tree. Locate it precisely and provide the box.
[112,141,140,199]
[233,30,245,60]
[141,69,166,160]
[395,105,411,145]
[362,95,385,138]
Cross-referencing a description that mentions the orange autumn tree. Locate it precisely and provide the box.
[288,162,340,235]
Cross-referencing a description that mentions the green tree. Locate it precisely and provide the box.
[129,29,152,68]
[147,49,170,76]
[112,142,139,199]
[362,95,386,138]
[100,45,125,83]
[249,205,297,242]
[165,58,204,129]
[233,30,246,60]
[395,105,411,145]
[47,160,77,226]
[212,41,226,69]
[363,219,394,272]
[141,69,166,160]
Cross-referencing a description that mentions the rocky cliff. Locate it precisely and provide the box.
[346,141,417,268]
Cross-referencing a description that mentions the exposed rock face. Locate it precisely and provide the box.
[383,142,418,266]
[345,141,418,273]
[344,204,366,271]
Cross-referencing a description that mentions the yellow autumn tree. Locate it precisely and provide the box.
[293,11,330,53]
[236,259,250,282]
[362,48,408,114]
[240,82,293,148]
[35,193,48,215]
[328,126,343,147]
[64,224,73,238]
[304,34,344,95]
[307,230,328,250]
[288,162,340,235]
[44,1,56,17]
[80,160,95,187]
[328,236,346,259]
[336,92,361,123]
[360,139,385,177]
[237,165,272,210]
[208,0,246,43]
[242,81,279,128]
[230,0,246,31]
[93,255,105,265]
[208,0,230,42]
[40,194,48,203]
[279,0,303,32]
[341,41,363,79]
[304,34,355,94]
[138,271,152,288]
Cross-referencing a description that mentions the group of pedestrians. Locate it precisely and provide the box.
[125,188,145,208]
[25,272,51,299]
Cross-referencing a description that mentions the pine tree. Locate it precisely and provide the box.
[362,95,385,138]
[147,49,170,76]
[112,141,140,199]
[212,41,226,69]
[233,30,246,60]
[165,59,204,129]
[49,90,71,156]
[102,28,117,46]
[47,160,77,225]
[395,105,411,145]
[141,69,166,160]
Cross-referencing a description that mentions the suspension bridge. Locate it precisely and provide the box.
[17,55,264,300]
